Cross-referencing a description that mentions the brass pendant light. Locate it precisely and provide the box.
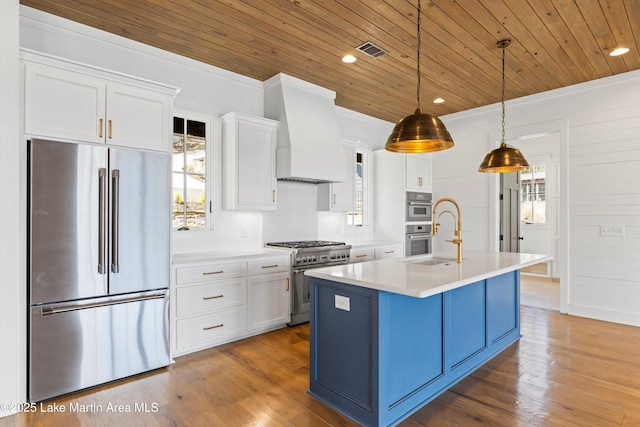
[385,0,454,153]
[478,39,530,173]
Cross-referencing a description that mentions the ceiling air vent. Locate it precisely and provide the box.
[356,41,387,58]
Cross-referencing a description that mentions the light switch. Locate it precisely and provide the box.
[335,295,350,311]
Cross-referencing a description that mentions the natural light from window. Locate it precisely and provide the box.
[172,117,207,229]
[520,164,545,224]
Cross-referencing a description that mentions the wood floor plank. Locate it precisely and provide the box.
[2,305,640,426]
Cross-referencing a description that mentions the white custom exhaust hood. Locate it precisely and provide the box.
[264,73,346,184]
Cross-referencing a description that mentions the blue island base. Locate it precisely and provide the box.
[309,271,520,427]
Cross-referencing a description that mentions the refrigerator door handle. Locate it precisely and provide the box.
[40,293,166,316]
[111,169,120,273]
[98,168,107,274]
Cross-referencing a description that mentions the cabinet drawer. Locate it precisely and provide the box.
[247,258,290,276]
[176,261,247,284]
[176,278,247,317]
[350,249,374,263]
[375,245,403,259]
[176,307,246,349]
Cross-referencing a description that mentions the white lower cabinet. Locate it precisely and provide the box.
[350,243,404,264]
[172,254,290,357]
[350,248,374,263]
[247,271,289,331]
[374,244,404,260]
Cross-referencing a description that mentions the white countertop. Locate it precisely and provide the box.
[305,251,553,298]
[172,248,289,264]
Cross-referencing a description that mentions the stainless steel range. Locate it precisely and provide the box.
[266,240,351,325]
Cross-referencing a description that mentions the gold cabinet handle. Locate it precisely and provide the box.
[286,277,290,291]
[333,194,337,205]
[202,270,224,275]
[99,118,104,138]
[385,251,395,254]
[273,189,276,203]
[418,176,423,187]
[108,119,113,139]
[356,254,368,258]
[203,324,223,331]
[203,294,224,300]
[261,264,279,269]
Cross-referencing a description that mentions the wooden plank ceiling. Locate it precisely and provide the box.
[21,0,640,123]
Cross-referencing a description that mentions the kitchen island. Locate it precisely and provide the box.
[306,251,552,427]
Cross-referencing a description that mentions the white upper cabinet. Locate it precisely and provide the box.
[317,142,356,211]
[221,112,278,211]
[105,83,172,151]
[405,154,433,192]
[23,53,176,152]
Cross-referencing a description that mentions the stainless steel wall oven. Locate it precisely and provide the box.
[406,191,432,222]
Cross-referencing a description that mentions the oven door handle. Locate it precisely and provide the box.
[407,234,432,240]
[408,201,432,206]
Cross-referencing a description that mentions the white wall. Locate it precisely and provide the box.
[436,70,640,326]
[0,0,22,415]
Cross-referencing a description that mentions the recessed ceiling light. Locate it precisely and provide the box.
[433,98,445,104]
[342,54,357,63]
[610,47,630,56]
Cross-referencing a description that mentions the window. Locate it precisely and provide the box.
[520,164,545,224]
[348,151,365,226]
[172,116,208,229]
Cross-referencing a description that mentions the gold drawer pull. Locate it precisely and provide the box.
[108,119,113,139]
[261,264,279,269]
[202,270,224,275]
[99,118,104,137]
[385,251,395,254]
[356,254,368,258]
[203,294,224,300]
[203,324,224,331]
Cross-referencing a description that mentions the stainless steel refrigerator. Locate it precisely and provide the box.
[28,139,171,402]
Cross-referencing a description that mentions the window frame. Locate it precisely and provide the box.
[520,159,550,228]
[171,110,215,231]
[347,147,371,228]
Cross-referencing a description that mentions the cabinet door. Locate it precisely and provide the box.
[236,119,277,209]
[405,154,432,192]
[24,63,106,144]
[106,83,172,152]
[247,272,290,331]
[318,143,356,211]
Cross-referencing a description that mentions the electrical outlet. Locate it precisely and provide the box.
[600,225,625,237]
[335,295,350,311]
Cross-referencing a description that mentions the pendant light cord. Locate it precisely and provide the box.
[416,0,422,111]
[501,42,506,144]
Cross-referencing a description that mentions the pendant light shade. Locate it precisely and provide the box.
[385,0,454,154]
[385,108,454,153]
[478,39,529,173]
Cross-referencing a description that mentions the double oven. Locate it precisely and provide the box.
[265,241,351,325]
[405,191,433,256]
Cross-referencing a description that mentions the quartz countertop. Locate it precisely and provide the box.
[305,250,552,298]
[172,248,289,264]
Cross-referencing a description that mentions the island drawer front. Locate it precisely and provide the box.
[176,278,247,317]
[176,261,247,284]
[176,307,246,349]
[247,258,290,276]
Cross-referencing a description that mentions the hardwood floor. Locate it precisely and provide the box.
[520,275,560,311]
[3,306,640,426]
